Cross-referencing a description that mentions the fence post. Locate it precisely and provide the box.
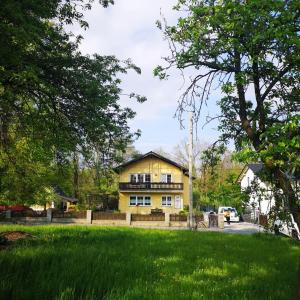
[87,210,92,224]
[126,212,131,226]
[47,208,52,223]
[218,213,224,229]
[6,210,11,219]
[165,213,170,227]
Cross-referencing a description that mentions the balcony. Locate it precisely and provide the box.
[119,182,183,191]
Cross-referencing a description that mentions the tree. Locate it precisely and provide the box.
[0,0,145,203]
[172,138,208,175]
[194,145,246,212]
[155,0,300,224]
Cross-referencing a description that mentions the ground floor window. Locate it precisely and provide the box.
[129,195,151,206]
[161,196,172,206]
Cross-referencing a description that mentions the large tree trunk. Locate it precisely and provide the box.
[273,167,299,227]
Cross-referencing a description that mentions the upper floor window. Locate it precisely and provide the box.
[161,173,172,183]
[130,173,151,183]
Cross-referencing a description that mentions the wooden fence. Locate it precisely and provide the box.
[131,214,165,221]
[208,214,218,227]
[93,212,126,220]
[259,214,268,226]
[170,214,187,222]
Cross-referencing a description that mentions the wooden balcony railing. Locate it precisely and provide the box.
[119,182,183,190]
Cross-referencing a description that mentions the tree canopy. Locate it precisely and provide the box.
[0,0,145,203]
[155,0,300,222]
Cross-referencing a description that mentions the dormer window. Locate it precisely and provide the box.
[161,173,172,183]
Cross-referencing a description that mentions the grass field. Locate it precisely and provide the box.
[0,225,299,300]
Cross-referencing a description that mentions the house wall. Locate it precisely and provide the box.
[118,156,189,214]
[119,157,184,183]
[119,192,188,214]
[240,168,275,215]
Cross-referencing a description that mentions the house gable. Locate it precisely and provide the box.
[117,152,187,183]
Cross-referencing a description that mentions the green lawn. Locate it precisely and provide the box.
[0,225,299,300]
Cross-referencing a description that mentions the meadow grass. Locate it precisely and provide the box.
[0,225,299,300]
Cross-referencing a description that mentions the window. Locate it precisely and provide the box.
[129,196,152,206]
[145,174,151,183]
[161,173,172,183]
[130,174,137,183]
[130,174,151,183]
[130,196,137,206]
[137,196,144,205]
[161,196,172,206]
[174,195,182,209]
[144,196,151,206]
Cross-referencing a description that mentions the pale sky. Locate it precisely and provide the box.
[70,0,222,154]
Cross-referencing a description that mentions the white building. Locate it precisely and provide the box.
[237,163,275,215]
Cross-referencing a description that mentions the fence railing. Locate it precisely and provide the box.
[131,214,165,221]
[93,212,126,220]
[52,211,87,219]
[170,214,187,222]
[119,182,183,190]
[0,210,218,228]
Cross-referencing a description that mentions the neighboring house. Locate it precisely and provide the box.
[115,151,190,214]
[238,163,300,238]
[30,188,78,211]
[237,163,275,215]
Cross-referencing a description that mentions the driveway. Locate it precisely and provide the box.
[223,222,262,234]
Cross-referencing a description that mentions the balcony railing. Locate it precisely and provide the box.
[119,182,183,190]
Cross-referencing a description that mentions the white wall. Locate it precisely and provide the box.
[240,168,275,215]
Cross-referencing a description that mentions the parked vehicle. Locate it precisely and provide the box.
[218,207,239,222]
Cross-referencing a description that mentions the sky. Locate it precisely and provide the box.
[70,0,222,154]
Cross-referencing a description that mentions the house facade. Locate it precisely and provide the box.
[237,163,275,215]
[116,152,189,214]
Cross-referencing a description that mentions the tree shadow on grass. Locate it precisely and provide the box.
[0,227,299,300]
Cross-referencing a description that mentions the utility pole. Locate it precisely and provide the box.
[188,111,193,229]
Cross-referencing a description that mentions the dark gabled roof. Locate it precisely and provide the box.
[115,151,189,175]
[236,163,264,183]
[237,163,298,183]
[54,186,78,203]
[248,163,264,174]
[57,195,78,203]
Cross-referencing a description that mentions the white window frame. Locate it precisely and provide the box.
[174,195,182,209]
[129,195,152,206]
[130,173,151,183]
[161,173,172,183]
[161,195,172,207]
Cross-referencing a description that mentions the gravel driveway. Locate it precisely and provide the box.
[223,222,262,234]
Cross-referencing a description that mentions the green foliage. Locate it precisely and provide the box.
[0,226,299,299]
[156,0,300,219]
[194,149,247,211]
[0,0,145,204]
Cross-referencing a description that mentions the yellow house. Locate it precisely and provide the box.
[115,151,189,214]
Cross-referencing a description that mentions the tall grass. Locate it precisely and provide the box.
[0,225,299,300]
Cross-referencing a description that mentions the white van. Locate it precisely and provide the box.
[218,207,239,222]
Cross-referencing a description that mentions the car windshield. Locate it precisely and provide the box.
[230,208,237,213]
